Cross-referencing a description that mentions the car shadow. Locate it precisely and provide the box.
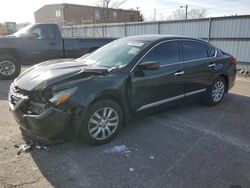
[0,79,13,101]
[29,92,250,188]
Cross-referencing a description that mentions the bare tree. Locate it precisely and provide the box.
[139,12,144,21]
[172,9,186,19]
[168,8,208,20]
[97,0,127,23]
[188,8,208,19]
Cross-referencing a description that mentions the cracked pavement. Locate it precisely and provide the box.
[0,72,250,188]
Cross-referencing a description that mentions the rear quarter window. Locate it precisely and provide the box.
[206,45,216,57]
[182,41,208,61]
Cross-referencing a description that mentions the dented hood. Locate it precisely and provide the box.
[15,59,108,91]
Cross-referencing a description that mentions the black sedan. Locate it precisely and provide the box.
[8,35,237,145]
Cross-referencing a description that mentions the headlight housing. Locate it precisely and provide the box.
[49,87,77,105]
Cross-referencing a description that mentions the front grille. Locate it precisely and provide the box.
[9,83,46,115]
[11,95,21,106]
[9,83,29,109]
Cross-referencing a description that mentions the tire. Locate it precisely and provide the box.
[204,76,226,106]
[0,55,21,80]
[80,99,124,145]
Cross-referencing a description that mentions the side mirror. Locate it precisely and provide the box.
[25,32,39,39]
[138,61,159,71]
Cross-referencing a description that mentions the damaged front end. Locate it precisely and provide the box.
[8,59,112,144]
[8,82,76,144]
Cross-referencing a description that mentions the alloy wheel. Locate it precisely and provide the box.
[88,107,119,140]
[212,80,225,103]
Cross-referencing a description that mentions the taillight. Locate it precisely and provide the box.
[229,57,237,65]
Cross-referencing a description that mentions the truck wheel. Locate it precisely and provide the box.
[80,99,124,145]
[0,55,21,80]
[204,76,226,106]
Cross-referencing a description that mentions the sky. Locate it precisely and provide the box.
[0,0,250,23]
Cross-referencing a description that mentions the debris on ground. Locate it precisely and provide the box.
[35,145,50,151]
[14,141,49,155]
[16,143,32,155]
[104,145,130,154]
[129,167,134,172]
[238,69,250,77]
[150,155,155,160]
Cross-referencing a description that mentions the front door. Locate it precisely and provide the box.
[130,41,186,112]
[23,25,63,64]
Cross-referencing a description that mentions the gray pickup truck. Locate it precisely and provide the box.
[0,23,115,79]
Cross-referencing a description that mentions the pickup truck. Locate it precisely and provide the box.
[0,23,115,79]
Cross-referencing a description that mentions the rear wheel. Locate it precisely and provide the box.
[80,99,123,145]
[204,76,226,106]
[0,55,21,80]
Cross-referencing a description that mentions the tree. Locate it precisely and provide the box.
[172,9,186,20]
[168,8,208,20]
[188,8,208,19]
[97,0,127,23]
[139,12,144,22]
[0,24,7,36]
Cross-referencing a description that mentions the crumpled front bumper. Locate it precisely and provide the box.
[11,106,72,144]
[8,82,76,144]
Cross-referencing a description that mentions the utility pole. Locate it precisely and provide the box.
[180,5,188,19]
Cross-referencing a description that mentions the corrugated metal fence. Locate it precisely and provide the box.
[61,15,250,65]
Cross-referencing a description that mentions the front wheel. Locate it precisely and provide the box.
[204,76,226,106]
[0,55,21,80]
[80,99,124,145]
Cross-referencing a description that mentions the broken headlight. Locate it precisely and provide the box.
[49,87,77,105]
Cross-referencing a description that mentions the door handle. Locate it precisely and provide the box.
[208,63,216,67]
[174,71,184,76]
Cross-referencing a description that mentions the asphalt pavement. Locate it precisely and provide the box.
[0,74,250,188]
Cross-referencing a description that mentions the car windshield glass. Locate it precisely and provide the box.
[13,25,33,37]
[77,39,149,68]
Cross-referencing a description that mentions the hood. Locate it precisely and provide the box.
[15,59,109,91]
[0,35,22,48]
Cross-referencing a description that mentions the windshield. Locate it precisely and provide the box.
[77,39,149,69]
[13,25,32,37]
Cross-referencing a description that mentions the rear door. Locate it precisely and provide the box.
[23,25,63,64]
[180,40,217,94]
[130,41,186,112]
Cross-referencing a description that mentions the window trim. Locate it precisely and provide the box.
[130,39,218,72]
[136,88,207,111]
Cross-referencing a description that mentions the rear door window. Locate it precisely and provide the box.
[182,41,208,61]
[141,41,180,66]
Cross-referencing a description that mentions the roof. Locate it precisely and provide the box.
[124,35,207,42]
[35,3,140,13]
